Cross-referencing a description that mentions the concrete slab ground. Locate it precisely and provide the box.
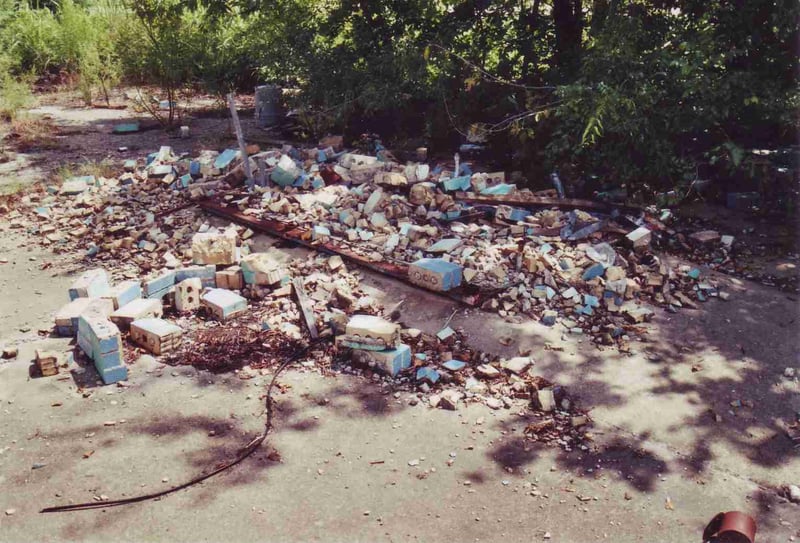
[1,227,798,543]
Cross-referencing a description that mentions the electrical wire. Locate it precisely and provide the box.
[40,334,332,513]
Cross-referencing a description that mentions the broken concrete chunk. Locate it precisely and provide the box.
[110,298,163,330]
[689,230,720,244]
[241,253,288,286]
[191,230,237,265]
[501,357,532,375]
[626,226,651,248]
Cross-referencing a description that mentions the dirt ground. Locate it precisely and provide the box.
[1,95,799,542]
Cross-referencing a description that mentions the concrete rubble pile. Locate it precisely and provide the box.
[7,139,739,351]
[3,136,742,449]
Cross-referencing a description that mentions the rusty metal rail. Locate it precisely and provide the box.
[199,199,487,306]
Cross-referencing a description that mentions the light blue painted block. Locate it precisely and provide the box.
[271,166,296,187]
[582,263,605,281]
[94,349,124,371]
[107,280,141,309]
[442,176,471,192]
[509,208,530,222]
[189,160,202,177]
[584,294,599,307]
[370,344,412,376]
[98,364,127,385]
[214,149,239,170]
[145,285,173,300]
[416,367,440,384]
[175,265,216,287]
[146,152,158,165]
[149,164,173,178]
[69,269,110,301]
[427,238,461,253]
[408,258,463,291]
[201,288,247,320]
[311,177,325,189]
[687,268,701,280]
[143,271,176,297]
[481,183,516,196]
[178,174,192,188]
[442,359,466,371]
[436,326,455,341]
[313,225,331,240]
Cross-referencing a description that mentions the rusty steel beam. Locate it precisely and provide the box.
[455,194,641,213]
[199,199,485,306]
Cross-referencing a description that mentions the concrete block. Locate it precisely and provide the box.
[427,238,461,253]
[104,280,142,310]
[201,288,247,321]
[142,271,176,297]
[214,149,239,170]
[175,265,217,287]
[98,364,127,385]
[215,266,243,290]
[110,298,163,330]
[408,258,463,292]
[340,314,400,351]
[35,350,60,376]
[626,226,651,248]
[582,263,605,281]
[175,278,202,312]
[69,268,110,301]
[130,318,183,355]
[240,253,287,286]
[77,312,122,361]
[541,310,557,326]
[191,231,237,265]
[354,344,411,376]
[93,348,123,371]
[416,367,440,384]
[442,359,466,371]
[55,297,95,336]
[442,175,471,192]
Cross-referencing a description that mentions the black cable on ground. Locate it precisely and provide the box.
[40,334,331,513]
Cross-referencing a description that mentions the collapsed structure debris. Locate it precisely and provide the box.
[6,136,742,444]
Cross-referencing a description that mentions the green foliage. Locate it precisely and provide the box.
[0,0,796,200]
[0,54,34,120]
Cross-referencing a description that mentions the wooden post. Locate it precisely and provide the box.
[226,92,253,186]
[292,278,319,339]
[256,157,268,187]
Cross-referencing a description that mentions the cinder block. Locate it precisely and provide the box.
[175,278,202,312]
[110,298,163,330]
[175,265,216,287]
[338,314,400,351]
[130,318,183,355]
[191,231,237,265]
[408,258,463,292]
[93,348,124,371]
[69,268,110,301]
[98,364,127,385]
[142,271,176,297]
[104,280,141,310]
[78,313,122,358]
[354,344,411,376]
[240,253,287,286]
[201,288,247,321]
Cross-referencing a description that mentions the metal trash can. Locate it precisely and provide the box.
[255,85,283,128]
